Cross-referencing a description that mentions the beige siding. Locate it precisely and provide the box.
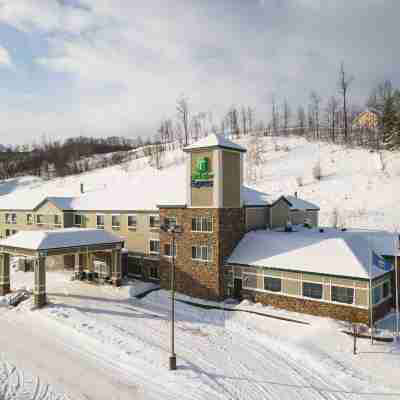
[229,264,372,308]
[290,209,319,227]
[72,210,160,254]
[222,150,241,208]
[270,198,290,229]
[0,200,66,238]
[245,207,266,231]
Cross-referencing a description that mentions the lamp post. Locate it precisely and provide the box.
[160,222,182,370]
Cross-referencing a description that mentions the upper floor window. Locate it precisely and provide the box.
[26,214,33,225]
[149,239,160,255]
[191,245,212,262]
[96,215,105,229]
[5,213,17,225]
[54,214,62,226]
[149,215,160,229]
[192,216,212,232]
[36,214,44,225]
[128,215,137,230]
[164,242,177,257]
[112,215,121,230]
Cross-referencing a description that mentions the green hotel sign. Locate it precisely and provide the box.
[192,157,213,188]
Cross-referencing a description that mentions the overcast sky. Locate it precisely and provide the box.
[0,0,399,145]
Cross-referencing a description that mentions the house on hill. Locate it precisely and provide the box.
[0,133,397,323]
[352,108,380,129]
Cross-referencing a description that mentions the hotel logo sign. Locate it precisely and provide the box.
[192,157,214,188]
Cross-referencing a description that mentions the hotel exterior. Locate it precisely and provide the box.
[0,134,398,323]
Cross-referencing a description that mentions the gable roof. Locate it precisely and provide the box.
[228,228,396,280]
[34,197,75,211]
[0,228,123,251]
[183,133,247,153]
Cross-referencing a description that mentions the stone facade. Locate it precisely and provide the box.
[241,289,393,324]
[241,289,370,323]
[159,207,245,301]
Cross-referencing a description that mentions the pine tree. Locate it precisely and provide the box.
[381,94,398,150]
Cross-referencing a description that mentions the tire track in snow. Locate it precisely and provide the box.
[0,354,70,400]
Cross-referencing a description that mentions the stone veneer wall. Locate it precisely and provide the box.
[159,207,245,301]
[241,289,369,323]
[241,289,393,324]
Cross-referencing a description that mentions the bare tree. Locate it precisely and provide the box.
[176,95,190,146]
[240,106,248,136]
[310,91,321,140]
[338,62,354,143]
[326,96,339,143]
[247,106,254,133]
[271,95,279,135]
[297,106,306,136]
[283,99,291,135]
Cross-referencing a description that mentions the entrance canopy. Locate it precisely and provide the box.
[0,228,124,257]
[0,228,124,308]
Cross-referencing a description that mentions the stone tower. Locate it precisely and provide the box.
[159,134,247,301]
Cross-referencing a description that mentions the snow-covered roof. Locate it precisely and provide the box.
[228,227,397,280]
[39,197,75,211]
[241,190,319,210]
[283,195,320,211]
[0,228,123,251]
[183,134,246,153]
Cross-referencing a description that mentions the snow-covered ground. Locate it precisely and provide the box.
[1,271,400,399]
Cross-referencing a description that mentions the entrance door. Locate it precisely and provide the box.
[233,278,242,299]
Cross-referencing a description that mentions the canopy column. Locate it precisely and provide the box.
[111,249,122,286]
[34,256,46,308]
[74,252,83,277]
[0,253,10,296]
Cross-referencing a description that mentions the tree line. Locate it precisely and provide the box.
[0,136,143,179]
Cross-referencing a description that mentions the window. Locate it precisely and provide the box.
[36,214,44,225]
[264,276,282,292]
[331,286,354,305]
[5,213,16,225]
[382,281,390,299]
[192,216,212,232]
[74,214,83,226]
[191,245,212,261]
[164,216,177,229]
[164,242,177,257]
[6,229,17,237]
[54,214,61,226]
[128,215,137,230]
[149,239,160,255]
[373,286,381,305]
[26,214,33,225]
[112,215,121,230]
[5,229,10,237]
[96,215,105,229]
[150,266,159,279]
[149,215,160,229]
[302,282,323,299]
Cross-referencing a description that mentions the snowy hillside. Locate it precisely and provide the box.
[0,135,399,231]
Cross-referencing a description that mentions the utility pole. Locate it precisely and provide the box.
[170,229,177,370]
[160,223,182,370]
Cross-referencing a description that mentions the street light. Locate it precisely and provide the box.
[160,222,182,370]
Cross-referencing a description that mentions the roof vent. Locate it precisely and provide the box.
[80,183,84,194]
